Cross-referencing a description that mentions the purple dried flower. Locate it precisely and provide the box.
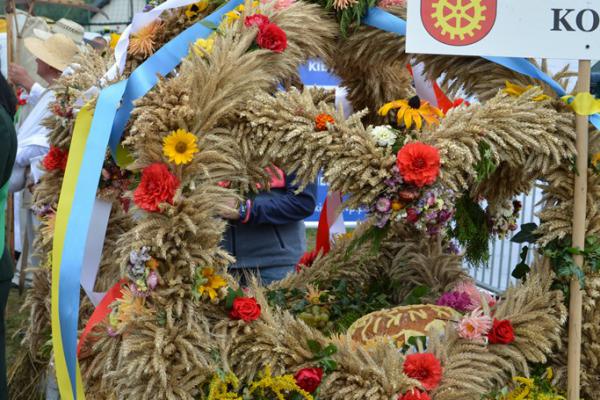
[436,291,472,313]
[147,271,158,290]
[438,209,453,223]
[375,213,390,228]
[107,327,119,337]
[376,197,391,213]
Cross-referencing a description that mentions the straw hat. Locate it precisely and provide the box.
[24,33,79,72]
[33,18,85,45]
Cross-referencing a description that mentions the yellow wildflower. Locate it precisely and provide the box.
[109,33,120,49]
[378,96,443,130]
[163,129,199,165]
[208,373,242,400]
[503,81,550,102]
[592,152,600,168]
[196,267,228,300]
[192,37,215,57]
[249,365,313,400]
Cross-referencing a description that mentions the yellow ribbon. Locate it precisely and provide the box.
[51,104,94,400]
[561,92,600,116]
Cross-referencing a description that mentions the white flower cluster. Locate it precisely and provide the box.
[369,125,397,147]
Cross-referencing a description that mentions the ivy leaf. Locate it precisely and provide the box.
[511,223,540,244]
[307,340,322,355]
[320,358,337,373]
[511,246,531,280]
[321,344,338,357]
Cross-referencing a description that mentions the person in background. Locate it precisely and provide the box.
[222,168,317,285]
[0,72,18,400]
[8,33,79,287]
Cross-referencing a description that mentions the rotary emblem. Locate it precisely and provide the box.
[421,0,497,46]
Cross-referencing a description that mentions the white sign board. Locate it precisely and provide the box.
[407,0,600,60]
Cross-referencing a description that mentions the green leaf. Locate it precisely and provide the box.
[320,358,337,372]
[510,223,540,244]
[307,339,322,355]
[511,246,531,279]
[115,144,134,168]
[225,288,243,310]
[452,194,490,266]
[321,344,338,357]
[200,20,219,30]
[401,285,430,305]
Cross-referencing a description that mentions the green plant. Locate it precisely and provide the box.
[452,194,490,266]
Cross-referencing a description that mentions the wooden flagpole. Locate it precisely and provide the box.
[567,59,591,400]
[5,0,16,264]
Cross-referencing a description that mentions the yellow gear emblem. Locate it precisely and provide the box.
[431,0,487,41]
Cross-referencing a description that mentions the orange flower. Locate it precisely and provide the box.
[396,142,440,188]
[128,21,163,57]
[315,113,334,131]
[133,163,180,212]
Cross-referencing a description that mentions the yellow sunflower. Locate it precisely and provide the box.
[192,37,215,57]
[185,0,209,19]
[128,21,163,57]
[196,267,228,300]
[503,81,550,102]
[163,129,199,165]
[378,96,443,130]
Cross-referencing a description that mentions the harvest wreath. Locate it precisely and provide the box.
[7,1,600,400]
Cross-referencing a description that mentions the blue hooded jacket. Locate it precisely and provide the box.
[222,171,317,269]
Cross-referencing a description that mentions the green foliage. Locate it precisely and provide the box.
[345,224,389,259]
[452,194,490,266]
[304,0,378,35]
[306,340,338,373]
[475,142,497,182]
[400,285,429,305]
[225,287,245,309]
[511,222,540,244]
[511,246,530,280]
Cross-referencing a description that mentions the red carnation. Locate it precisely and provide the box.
[487,318,515,345]
[295,249,319,272]
[256,23,287,53]
[403,353,443,391]
[245,14,270,27]
[398,389,431,400]
[133,163,180,212]
[229,297,261,322]
[396,142,440,188]
[42,146,68,172]
[294,368,323,393]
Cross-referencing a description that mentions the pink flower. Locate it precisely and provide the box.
[458,308,492,341]
[376,197,391,213]
[453,281,496,311]
[378,0,405,8]
[147,271,158,290]
[260,0,295,10]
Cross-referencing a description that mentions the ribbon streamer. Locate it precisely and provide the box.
[52,2,242,398]
[362,8,600,130]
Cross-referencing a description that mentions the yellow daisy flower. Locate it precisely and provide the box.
[185,0,209,19]
[224,10,241,25]
[192,37,215,57]
[196,267,228,300]
[378,96,443,130]
[163,129,199,165]
[109,33,120,49]
[503,81,551,102]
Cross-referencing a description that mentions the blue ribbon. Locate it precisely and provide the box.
[57,1,243,396]
[362,7,600,130]
[59,81,127,397]
[109,0,243,154]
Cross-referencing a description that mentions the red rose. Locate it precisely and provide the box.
[256,23,287,53]
[406,208,419,223]
[487,318,515,345]
[229,297,261,322]
[133,163,180,212]
[403,353,443,391]
[396,142,440,188]
[42,146,68,172]
[398,389,431,400]
[294,367,323,393]
[245,14,270,27]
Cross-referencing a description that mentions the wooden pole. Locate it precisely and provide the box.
[5,0,16,263]
[567,59,591,400]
